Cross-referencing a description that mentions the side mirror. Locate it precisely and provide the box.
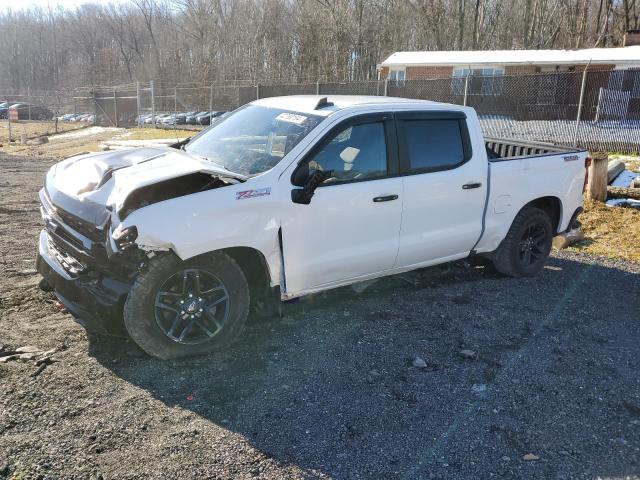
[291,169,331,205]
[291,165,310,187]
[291,188,313,205]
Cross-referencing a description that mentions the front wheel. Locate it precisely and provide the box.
[492,207,553,277]
[124,252,250,359]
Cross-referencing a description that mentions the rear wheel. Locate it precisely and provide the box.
[493,207,553,277]
[124,252,250,359]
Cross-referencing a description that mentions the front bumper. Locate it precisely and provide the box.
[37,229,131,336]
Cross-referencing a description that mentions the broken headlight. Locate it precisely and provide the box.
[112,225,138,250]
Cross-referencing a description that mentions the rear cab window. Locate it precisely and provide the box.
[396,112,472,174]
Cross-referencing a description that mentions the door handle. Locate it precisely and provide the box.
[373,194,399,203]
[462,182,482,190]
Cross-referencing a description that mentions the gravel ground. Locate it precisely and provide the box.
[1,153,640,479]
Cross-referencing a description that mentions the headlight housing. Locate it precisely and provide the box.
[111,225,138,250]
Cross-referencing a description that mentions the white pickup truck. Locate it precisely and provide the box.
[37,96,588,358]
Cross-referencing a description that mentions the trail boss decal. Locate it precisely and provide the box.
[236,187,271,200]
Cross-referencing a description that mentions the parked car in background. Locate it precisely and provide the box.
[0,102,18,119]
[196,111,225,125]
[154,114,170,124]
[56,113,95,123]
[163,113,188,125]
[70,113,89,122]
[186,111,206,125]
[10,103,54,120]
[135,114,149,125]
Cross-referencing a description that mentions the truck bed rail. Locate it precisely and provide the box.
[485,137,583,161]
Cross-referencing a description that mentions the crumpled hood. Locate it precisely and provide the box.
[45,147,245,223]
[49,147,169,197]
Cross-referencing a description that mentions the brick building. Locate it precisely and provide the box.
[377,38,640,83]
[376,38,640,121]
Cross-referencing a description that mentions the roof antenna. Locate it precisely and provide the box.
[314,97,334,109]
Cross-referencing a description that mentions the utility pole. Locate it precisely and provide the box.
[150,81,156,128]
[113,90,118,127]
[6,97,11,143]
[463,72,470,106]
[136,81,141,126]
[573,61,591,148]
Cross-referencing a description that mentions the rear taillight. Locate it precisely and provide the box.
[583,157,592,193]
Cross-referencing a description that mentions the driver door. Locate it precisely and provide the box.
[281,114,403,294]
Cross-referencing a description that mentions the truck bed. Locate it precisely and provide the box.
[485,137,584,161]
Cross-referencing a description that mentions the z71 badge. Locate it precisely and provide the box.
[236,187,271,200]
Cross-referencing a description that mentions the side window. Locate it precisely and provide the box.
[402,119,466,173]
[304,122,388,184]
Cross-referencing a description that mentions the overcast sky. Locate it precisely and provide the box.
[0,0,129,12]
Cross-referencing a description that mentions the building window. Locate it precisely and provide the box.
[632,71,640,99]
[609,69,640,99]
[388,68,406,85]
[451,67,504,96]
[608,70,625,90]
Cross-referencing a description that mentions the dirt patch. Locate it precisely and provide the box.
[0,120,85,144]
[1,153,639,479]
[568,199,640,262]
[123,127,200,141]
[0,126,195,160]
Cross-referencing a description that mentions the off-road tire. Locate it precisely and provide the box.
[493,207,553,277]
[124,252,250,359]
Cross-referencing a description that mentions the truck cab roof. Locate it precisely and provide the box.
[251,95,462,117]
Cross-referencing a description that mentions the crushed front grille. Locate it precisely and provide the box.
[47,237,87,275]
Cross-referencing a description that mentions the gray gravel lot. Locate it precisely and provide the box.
[1,153,639,479]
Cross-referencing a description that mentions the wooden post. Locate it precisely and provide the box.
[136,81,141,126]
[150,80,156,128]
[6,97,11,143]
[573,63,590,147]
[586,152,608,202]
[463,72,469,106]
[607,186,640,201]
[113,90,118,127]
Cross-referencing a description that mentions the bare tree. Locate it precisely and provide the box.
[0,0,635,94]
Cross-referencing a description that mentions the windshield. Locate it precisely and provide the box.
[185,105,324,176]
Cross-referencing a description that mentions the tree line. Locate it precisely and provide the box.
[0,0,637,94]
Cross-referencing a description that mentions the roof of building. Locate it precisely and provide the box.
[379,46,640,68]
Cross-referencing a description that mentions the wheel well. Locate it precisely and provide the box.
[220,247,271,293]
[524,196,562,234]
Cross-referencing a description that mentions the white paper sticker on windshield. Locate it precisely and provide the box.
[275,113,308,125]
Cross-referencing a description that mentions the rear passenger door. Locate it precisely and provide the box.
[394,111,487,268]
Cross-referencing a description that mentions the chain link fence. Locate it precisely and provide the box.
[1,69,639,153]
[0,91,96,144]
[222,70,640,154]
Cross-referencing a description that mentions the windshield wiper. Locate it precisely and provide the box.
[170,137,191,150]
